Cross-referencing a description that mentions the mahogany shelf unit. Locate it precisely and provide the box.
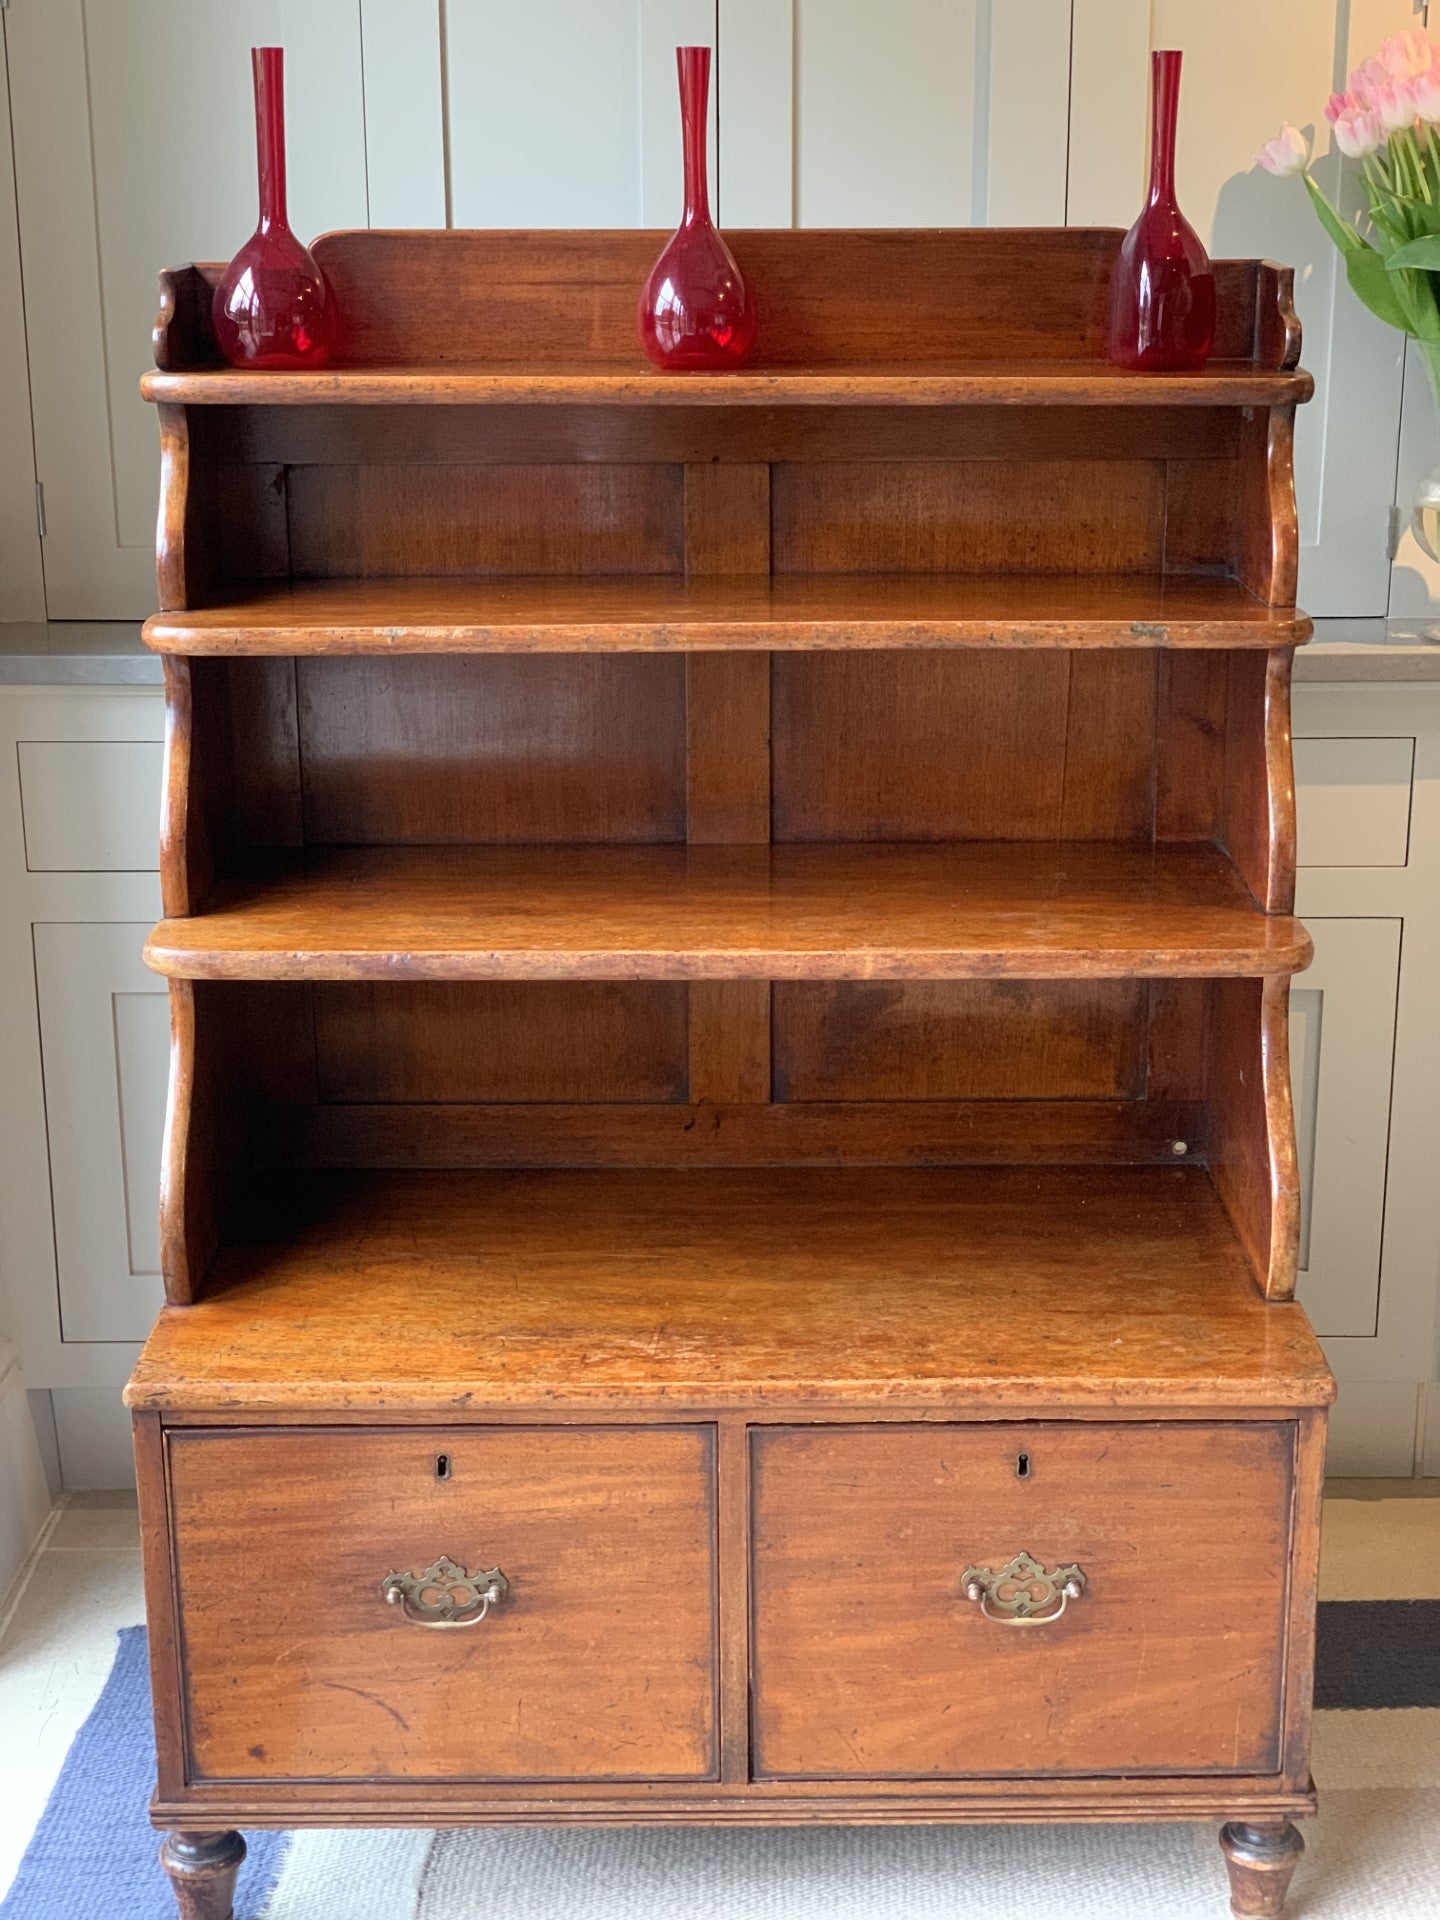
[130,228,1330,1920]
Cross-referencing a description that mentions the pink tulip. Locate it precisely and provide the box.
[1374,78,1418,132]
[1413,68,1440,124]
[1349,56,1389,110]
[1325,90,1357,125]
[1333,105,1384,159]
[1379,30,1437,80]
[1256,125,1310,176]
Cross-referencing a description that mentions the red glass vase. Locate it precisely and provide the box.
[213,46,338,370]
[638,46,756,371]
[1106,49,1215,372]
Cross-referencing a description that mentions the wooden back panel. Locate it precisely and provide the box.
[157,232,1297,372]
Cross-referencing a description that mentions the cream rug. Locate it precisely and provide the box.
[253,1710,1440,1919]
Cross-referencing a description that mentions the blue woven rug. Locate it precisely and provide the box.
[0,1628,287,1920]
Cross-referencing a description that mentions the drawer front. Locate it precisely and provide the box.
[751,1422,1293,1779]
[169,1426,717,1782]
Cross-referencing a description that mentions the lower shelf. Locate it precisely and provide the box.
[126,1165,1332,1414]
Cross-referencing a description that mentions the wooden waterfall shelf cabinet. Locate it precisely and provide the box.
[128,229,1331,1920]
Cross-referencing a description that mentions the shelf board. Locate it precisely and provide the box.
[143,574,1310,656]
[140,360,1313,409]
[144,842,1311,983]
[124,1165,1334,1414]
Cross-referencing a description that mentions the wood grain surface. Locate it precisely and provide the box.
[141,362,1313,409]
[168,1425,717,1781]
[142,842,1312,982]
[149,233,1305,381]
[751,1422,1292,1777]
[123,1165,1334,1413]
[280,1095,1207,1173]
[141,575,1310,656]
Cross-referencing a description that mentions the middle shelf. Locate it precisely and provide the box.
[141,573,1310,655]
[145,841,1311,982]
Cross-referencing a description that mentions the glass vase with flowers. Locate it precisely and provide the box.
[1259,28,1440,559]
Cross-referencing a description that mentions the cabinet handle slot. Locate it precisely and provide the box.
[961,1551,1085,1626]
[382,1556,510,1628]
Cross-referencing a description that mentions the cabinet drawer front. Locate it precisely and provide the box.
[169,1426,717,1783]
[752,1423,1293,1779]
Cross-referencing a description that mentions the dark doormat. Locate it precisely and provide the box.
[1315,1599,1440,1708]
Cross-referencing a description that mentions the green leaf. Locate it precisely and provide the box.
[1351,253,1420,336]
[1303,173,1366,255]
[1397,267,1440,344]
[1387,233,1440,271]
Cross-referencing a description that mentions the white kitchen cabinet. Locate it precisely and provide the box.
[1295,678,1440,1474]
[28,921,168,1344]
[32,925,168,1344]
[1289,918,1402,1339]
[0,684,163,1488]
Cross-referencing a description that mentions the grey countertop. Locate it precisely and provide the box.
[1297,617,1440,681]
[2,615,1440,687]
[0,622,159,685]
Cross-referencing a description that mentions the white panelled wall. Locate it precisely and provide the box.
[0,1,1436,1486]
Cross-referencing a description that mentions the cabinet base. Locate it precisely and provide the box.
[153,1786,1317,1829]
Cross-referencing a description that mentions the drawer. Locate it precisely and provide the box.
[751,1422,1293,1779]
[18,739,163,870]
[168,1425,717,1782]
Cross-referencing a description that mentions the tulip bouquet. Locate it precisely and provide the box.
[1259,29,1440,395]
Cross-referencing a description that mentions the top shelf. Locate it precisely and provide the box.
[140,360,1313,410]
[148,229,1310,409]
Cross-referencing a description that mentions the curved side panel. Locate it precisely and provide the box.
[152,264,224,373]
[1223,648,1298,916]
[155,402,192,611]
[1255,262,1302,372]
[1207,975,1302,1301]
[159,654,214,918]
[1260,974,1302,1302]
[1236,406,1299,609]
[159,979,199,1304]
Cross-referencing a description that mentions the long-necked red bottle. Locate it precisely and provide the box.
[638,46,756,371]
[1106,49,1215,372]
[213,46,338,370]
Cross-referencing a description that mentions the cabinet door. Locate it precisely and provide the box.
[5,1,369,619]
[1290,919,1402,1338]
[445,0,714,227]
[32,924,168,1343]
[718,0,1071,227]
[1070,0,1411,618]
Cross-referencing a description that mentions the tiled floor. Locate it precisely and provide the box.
[0,1481,1437,1904]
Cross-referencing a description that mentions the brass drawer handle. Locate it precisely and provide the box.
[381,1555,510,1628]
[961,1551,1086,1626]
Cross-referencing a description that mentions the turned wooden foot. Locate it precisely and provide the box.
[159,1830,246,1920]
[1220,1821,1304,1918]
